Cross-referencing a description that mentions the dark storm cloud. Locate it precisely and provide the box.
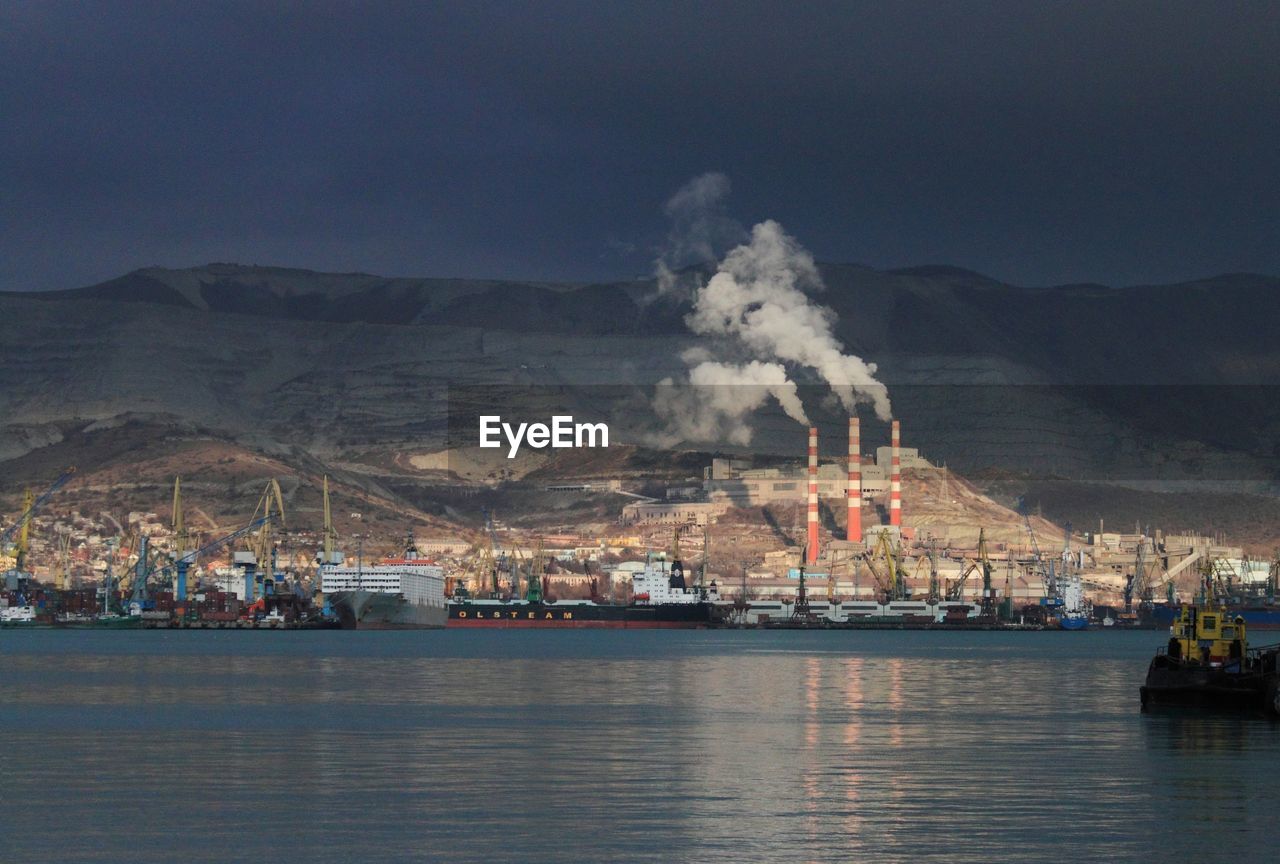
[1,1,1277,291]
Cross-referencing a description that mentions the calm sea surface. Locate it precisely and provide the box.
[2,629,1277,863]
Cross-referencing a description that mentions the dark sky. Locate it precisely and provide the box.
[2,1,1277,292]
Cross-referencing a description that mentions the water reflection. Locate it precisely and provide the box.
[1,630,1277,863]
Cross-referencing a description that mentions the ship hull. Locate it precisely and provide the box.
[1141,656,1280,715]
[448,601,715,628]
[330,590,447,630]
[1149,603,1280,630]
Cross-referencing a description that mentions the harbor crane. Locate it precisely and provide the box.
[125,515,270,605]
[2,467,76,572]
[1123,537,1163,616]
[57,531,73,591]
[151,516,270,601]
[173,517,269,571]
[481,507,509,596]
[119,535,171,612]
[864,529,907,603]
[170,476,194,602]
[466,545,496,598]
[1023,514,1060,609]
[96,538,126,615]
[948,528,991,604]
[827,547,856,604]
[318,475,340,566]
[315,475,342,609]
[526,537,545,603]
[243,479,286,602]
[924,535,940,603]
[976,529,995,614]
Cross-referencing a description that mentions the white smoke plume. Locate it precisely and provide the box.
[653,172,744,299]
[649,175,891,445]
[687,219,892,422]
[651,358,809,447]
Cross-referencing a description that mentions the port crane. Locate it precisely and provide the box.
[112,534,173,612]
[120,516,272,612]
[526,537,545,603]
[1023,514,1060,609]
[1,467,75,571]
[170,476,196,602]
[99,540,117,613]
[466,544,496,597]
[244,479,286,601]
[948,528,991,604]
[793,565,814,620]
[318,475,340,567]
[312,475,342,609]
[924,536,940,603]
[57,530,73,590]
[480,508,510,597]
[863,530,906,603]
[827,547,856,604]
[153,516,270,599]
[1123,537,1162,616]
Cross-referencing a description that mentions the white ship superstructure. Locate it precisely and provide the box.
[319,541,448,629]
[320,554,446,607]
[631,553,719,605]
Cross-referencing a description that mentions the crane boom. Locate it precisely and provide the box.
[320,475,339,564]
[1023,514,1056,601]
[863,530,904,602]
[176,516,271,568]
[171,476,189,557]
[145,516,271,585]
[1,467,76,550]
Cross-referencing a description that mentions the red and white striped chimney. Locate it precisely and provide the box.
[889,419,902,528]
[847,416,861,543]
[807,426,819,565]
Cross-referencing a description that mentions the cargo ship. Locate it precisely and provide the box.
[320,538,447,630]
[448,550,719,628]
[1056,572,1090,630]
[1140,602,1280,715]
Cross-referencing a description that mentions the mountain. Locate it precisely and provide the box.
[24,263,687,334]
[3,263,1280,521]
[21,265,1280,382]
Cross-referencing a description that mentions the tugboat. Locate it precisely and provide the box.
[1140,602,1280,716]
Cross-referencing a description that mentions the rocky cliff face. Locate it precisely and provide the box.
[3,263,1278,491]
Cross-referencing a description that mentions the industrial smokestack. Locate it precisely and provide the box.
[890,419,902,528]
[807,426,819,565]
[847,417,861,543]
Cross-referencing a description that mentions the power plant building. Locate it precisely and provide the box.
[621,422,933,527]
[702,447,932,507]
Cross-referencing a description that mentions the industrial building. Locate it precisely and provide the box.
[623,419,932,530]
[702,441,932,507]
[620,500,731,526]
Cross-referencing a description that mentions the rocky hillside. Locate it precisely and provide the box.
[2,263,1279,494]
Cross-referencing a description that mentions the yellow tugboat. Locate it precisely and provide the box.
[1140,602,1280,715]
